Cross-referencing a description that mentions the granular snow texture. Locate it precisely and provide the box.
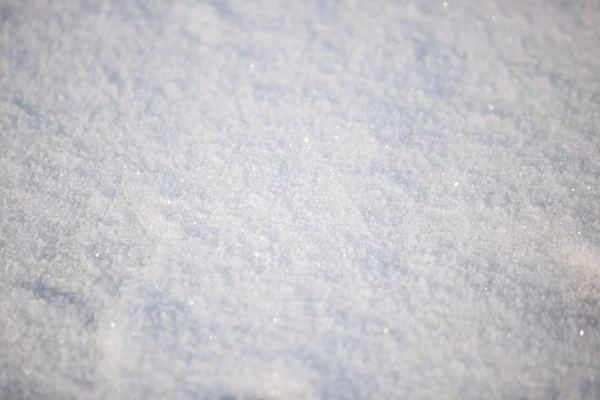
[0,1,599,399]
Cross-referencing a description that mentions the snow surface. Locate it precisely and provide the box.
[0,0,599,399]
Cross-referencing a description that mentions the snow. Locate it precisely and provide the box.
[0,0,599,399]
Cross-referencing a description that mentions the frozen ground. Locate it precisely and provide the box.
[0,0,599,399]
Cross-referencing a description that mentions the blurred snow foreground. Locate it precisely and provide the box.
[0,0,599,399]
